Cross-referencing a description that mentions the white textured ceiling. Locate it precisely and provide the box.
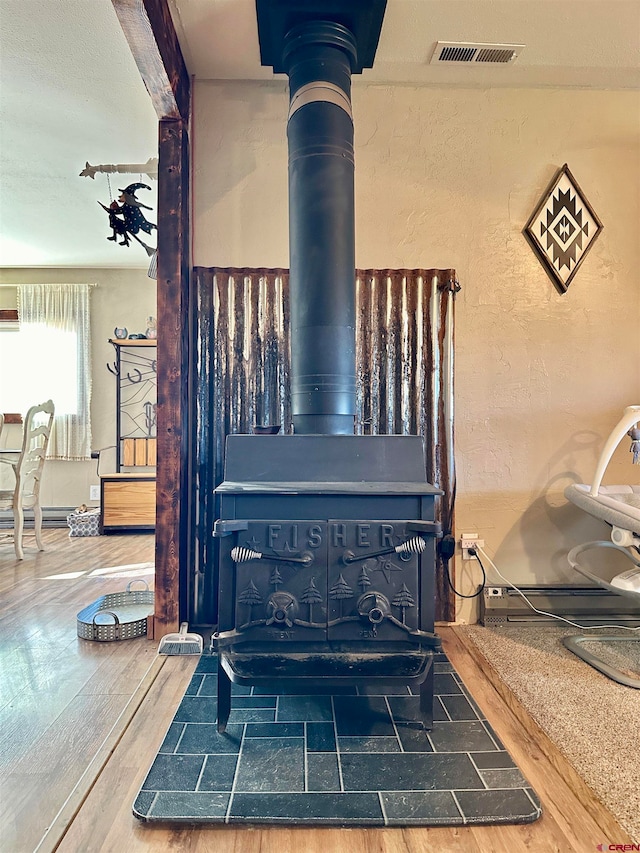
[1,0,639,269]
[0,0,158,269]
[172,0,640,89]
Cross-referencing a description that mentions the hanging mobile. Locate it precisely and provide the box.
[98,174,157,256]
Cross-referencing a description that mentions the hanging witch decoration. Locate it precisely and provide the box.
[99,181,157,256]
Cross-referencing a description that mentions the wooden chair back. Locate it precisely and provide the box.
[14,399,55,508]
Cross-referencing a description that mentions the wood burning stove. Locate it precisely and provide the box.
[211,1,443,732]
[213,434,442,732]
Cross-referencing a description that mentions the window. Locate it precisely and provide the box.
[0,309,20,421]
[0,284,93,459]
[0,323,79,415]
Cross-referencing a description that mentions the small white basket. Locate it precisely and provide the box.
[67,508,101,537]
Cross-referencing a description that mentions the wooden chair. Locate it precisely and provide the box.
[0,400,55,559]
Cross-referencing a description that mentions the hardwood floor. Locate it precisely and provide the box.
[0,529,156,853]
[0,530,633,852]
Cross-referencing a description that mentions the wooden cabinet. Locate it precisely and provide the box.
[102,340,157,533]
[101,474,156,533]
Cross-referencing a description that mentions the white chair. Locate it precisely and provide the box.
[564,405,640,687]
[0,400,55,560]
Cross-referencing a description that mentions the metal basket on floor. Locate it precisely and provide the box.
[77,579,154,641]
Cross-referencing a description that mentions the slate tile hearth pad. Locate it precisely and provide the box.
[133,652,541,826]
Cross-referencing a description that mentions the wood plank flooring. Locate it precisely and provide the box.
[0,529,156,853]
[0,530,633,852]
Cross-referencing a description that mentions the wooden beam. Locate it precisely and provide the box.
[154,118,191,635]
[111,0,190,121]
[112,0,192,633]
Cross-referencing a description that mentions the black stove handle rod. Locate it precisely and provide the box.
[230,546,312,566]
[344,536,428,564]
[406,521,443,536]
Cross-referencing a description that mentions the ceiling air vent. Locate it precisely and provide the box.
[430,42,524,65]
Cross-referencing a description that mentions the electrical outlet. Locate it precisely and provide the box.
[486,586,504,597]
[460,533,485,560]
[90,484,100,501]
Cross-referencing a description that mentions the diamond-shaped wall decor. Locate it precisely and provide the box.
[523,164,603,294]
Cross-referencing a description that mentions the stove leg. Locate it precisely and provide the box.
[217,658,231,733]
[419,664,434,730]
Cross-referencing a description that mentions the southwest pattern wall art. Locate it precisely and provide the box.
[523,164,603,293]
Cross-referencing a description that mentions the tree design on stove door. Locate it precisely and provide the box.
[301,577,323,622]
[392,583,415,625]
[269,566,283,591]
[358,566,372,592]
[330,573,354,618]
[238,579,263,623]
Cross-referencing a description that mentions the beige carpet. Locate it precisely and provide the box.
[458,624,640,841]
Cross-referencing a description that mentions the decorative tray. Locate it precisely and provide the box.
[76,579,154,642]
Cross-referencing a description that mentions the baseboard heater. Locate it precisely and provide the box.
[480,584,640,627]
[0,507,77,530]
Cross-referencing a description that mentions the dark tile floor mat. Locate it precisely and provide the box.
[133,652,541,826]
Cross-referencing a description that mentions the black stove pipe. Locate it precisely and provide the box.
[283,22,358,435]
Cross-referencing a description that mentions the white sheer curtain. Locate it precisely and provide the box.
[17,284,93,459]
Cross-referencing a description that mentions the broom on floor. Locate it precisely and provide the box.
[158,622,203,655]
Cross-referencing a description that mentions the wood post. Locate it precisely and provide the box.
[112,0,191,636]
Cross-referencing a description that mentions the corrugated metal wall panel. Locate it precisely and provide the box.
[193,266,458,624]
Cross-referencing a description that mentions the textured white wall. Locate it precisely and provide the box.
[194,81,640,621]
[0,269,156,508]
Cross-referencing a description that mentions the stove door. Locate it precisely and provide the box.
[327,521,421,642]
[233,520,328,642]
